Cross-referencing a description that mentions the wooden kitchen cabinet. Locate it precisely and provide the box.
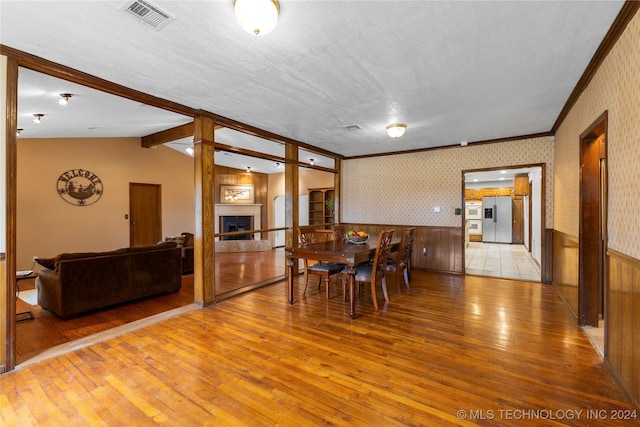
[514,174,530,196]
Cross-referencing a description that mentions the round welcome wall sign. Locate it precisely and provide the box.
[57,168,103,206]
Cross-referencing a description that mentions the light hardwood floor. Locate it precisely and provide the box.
[4,270,637,426]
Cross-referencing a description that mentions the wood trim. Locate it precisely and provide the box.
[0,45,196,118]
[141,122,195,148]
[345,131,553,160]
[208,111,343,160]
[4,56,19,372]
[552,2,640,132]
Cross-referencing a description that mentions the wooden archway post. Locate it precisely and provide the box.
[193,113,215,306]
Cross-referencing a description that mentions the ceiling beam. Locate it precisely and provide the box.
[141,123,225,148]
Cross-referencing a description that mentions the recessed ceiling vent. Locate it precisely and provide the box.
[120,0,176,31]
[344,125,361,131]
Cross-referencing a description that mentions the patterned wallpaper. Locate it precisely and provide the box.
[554,11,639,258]
[343,137,554,228]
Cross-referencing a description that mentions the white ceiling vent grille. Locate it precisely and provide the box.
[120,0,176,31]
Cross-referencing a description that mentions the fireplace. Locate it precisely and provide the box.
[221,215,253,240]
[214,204,262,242]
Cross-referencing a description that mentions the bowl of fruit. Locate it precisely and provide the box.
[345,230,369,244]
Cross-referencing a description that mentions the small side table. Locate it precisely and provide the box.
[16,271,37,322]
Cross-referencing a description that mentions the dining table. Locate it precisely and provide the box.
[286,235,400,318]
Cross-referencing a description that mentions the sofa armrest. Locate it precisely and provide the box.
[36,269,63,316]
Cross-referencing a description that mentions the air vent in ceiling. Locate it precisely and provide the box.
[120,0,176,31]
[344,125,361,131]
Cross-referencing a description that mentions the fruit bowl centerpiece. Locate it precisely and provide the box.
[345,230,369,244]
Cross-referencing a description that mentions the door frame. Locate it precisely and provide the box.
[578,111,608,327]
[462,163,546,280]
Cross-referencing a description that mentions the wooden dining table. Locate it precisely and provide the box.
[286,235,400,318]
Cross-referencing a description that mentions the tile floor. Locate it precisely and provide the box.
[465,242,541,281]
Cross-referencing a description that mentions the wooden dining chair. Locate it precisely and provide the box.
[341,229,395,309]
[331,224,346,241]
[386,227,415,293]
[298,226,345,298]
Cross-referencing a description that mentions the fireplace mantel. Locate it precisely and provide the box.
[215,204,262,241]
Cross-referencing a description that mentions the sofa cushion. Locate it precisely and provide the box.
[35,257,56,270]
[55,248,129,271]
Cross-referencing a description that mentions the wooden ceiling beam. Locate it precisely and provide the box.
[141,123,225,148]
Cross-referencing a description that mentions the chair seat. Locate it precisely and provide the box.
[341,263,383,282]
[308,262,344,274]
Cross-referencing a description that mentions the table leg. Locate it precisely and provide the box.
[287,258,294,304]
[348,267,357,319]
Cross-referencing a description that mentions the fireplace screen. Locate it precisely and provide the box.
[221,215,253,240]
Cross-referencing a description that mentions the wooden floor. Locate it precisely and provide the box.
[4,270,637,426]
[15,249,287,363]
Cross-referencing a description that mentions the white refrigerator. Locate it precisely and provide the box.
[482,196,512,243]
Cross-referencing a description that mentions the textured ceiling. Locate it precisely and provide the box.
[1,0,624,158]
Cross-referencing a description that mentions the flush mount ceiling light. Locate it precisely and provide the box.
[16,128,23,136]
[386,123,406,139]
[58,93,73,105]
[309,158,315,166]
[234,0,279,36]
[32,114,44,124]
[246,166,252,173]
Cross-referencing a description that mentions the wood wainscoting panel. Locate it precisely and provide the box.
[343,224,463,274]
[552,230,579,319]
[607,249,640,409]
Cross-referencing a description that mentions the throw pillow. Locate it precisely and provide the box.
[182,232,194,247]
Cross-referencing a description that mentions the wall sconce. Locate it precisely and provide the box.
[386,123,406,139]
[234,0,279,36]
[32,114,44,124]
[58,93,73,106]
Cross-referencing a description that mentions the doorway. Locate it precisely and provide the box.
[129,183,162,247]
[463,165,544,281]
[579,112,607,328]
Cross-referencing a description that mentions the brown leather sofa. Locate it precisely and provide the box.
[36,242,182,319]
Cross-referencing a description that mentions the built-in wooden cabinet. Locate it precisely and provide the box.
[514,174,529,196]
[308,188,335,227]
[465,188,482,201]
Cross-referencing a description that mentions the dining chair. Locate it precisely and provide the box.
[298,226,345,298]
[386,227,415,293]
[341,229,395,309]
[331,224,346,241]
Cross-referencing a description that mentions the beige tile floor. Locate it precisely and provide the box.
[465,242,541,281]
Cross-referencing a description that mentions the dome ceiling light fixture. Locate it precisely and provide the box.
[233,0,280,36]
[386,123,406,139]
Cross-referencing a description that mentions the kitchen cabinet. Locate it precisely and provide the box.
[514,174,529,196]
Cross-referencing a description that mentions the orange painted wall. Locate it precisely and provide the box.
[16,137,194,271]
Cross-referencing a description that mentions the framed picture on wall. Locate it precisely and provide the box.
[220,184,255,204]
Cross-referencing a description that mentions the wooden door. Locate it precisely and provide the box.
[129,183,162,247]
[512,197,524,244]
